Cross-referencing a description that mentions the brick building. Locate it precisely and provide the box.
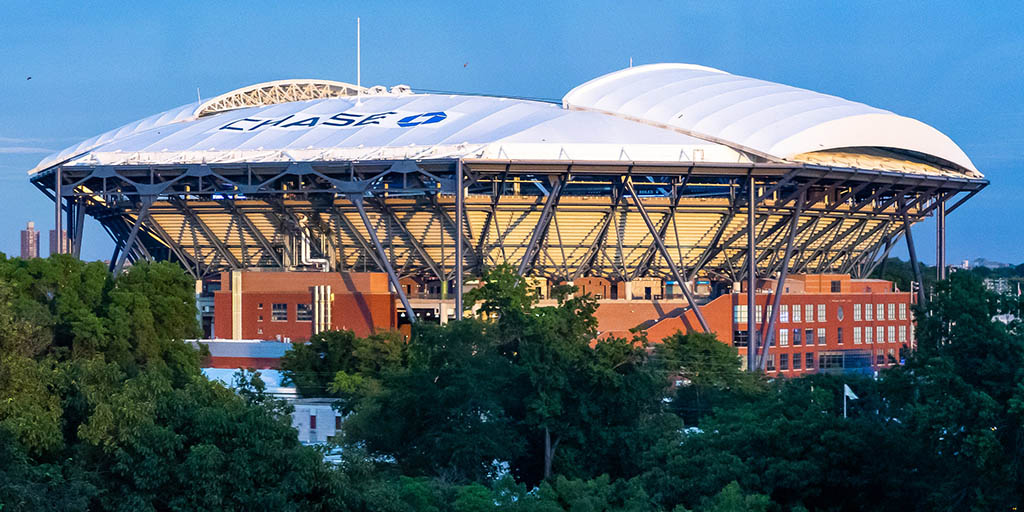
[594,274,914,377]
[213,271,397,341]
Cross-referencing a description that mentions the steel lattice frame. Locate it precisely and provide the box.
[33,159,985,287]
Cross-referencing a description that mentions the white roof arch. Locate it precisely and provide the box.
[563,63,979,175]
[34,93,746,170]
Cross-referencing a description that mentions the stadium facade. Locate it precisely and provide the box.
[29,64,986,370]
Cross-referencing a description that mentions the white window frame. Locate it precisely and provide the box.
[888,325,896,343]
[865,326,873,344]
[876,326,885,344]
[854,327,862,344]
[899,303,907,321]
[888,303,896,321]
[779,328,789,347]
[805,304,814,323]
[793,304,802,323]
[877,303,885,321]
[854,303,862,322]
[817,327,826,345]
[899,325,907,343]
[817,304,826,323]
[865,303,874,321]
[780,304,789,323]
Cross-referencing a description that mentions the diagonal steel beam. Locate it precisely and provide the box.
[517,175,566,276]
[112,198,152,275]
[758,191,804,370]
[371,198,443,281]
[624,179,710,333]
[351,196,417,324]
[222,200,283,267]
[171,197,243,269]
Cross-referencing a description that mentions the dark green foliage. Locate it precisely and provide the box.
[281,329,405,398]
[4,254,1024,511]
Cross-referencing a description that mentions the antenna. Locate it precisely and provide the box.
[629,57,633,68]
[196,87,201,104]
[356,17,361,89]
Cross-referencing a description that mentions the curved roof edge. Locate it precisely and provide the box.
[28,79,371,175]
[563,63,980,176]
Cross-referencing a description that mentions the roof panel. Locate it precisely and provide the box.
[564,63,980,175]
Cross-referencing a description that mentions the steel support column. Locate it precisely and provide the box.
[747,177,758,372]
[902,209,927,307]
[759,191,804,370]
[624,179,710,333]
[455,160,465,320]
[54,167,63,255]
[936,199,946,280]
[351,196,417,324]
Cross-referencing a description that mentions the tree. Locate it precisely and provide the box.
[281,329,405,398]
[657,332,764,425]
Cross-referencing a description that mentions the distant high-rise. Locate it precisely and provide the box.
[49,229,68,256]
[20,221,39,259]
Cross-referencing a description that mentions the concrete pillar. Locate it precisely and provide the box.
[439,301,449,325]
[231,270,242,340]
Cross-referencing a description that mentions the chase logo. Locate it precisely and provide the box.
[219,110,451,132]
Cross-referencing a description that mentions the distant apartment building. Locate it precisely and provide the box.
[49,229,68,256]
[20,221,39,259]
[984,278,1015,296]
[212,271,397,341]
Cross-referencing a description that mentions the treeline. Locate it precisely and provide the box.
[2,258,1024,510]
[871,256,1024,292]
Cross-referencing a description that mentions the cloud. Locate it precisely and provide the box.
[0,146,53,154]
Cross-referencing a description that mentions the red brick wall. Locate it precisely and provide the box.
[213,271,396,341]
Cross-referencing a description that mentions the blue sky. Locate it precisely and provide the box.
[1,1,1021,264]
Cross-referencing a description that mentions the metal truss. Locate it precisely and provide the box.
[36,159,986,313]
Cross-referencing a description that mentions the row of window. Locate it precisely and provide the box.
[774,325,908,347]
[257,302,313,322]
[733,302,908,325]
[768,348,901,372]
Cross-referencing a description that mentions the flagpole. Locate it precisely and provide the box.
[843,392,847,419]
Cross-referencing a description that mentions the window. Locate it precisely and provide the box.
[793,304,802,323]
[899,325,907,343]
[817,328,826,345]
[780,353,789,371]
[888,303,896,321]
[899,303,907,320]
[831,280,842,293]
[876,350,885,365]
[805,352,815,370]
[767,355,776,371]
[876,326,884,344]
[272,303,288,322]
[779,328,789,347]
[854,327,862,344]
[837,327,844,345]
[819,352,844,370]
[309,413,317,430]
[296,303,313,322]
[793,328,802,346]
[793,352,802,370]
[876,304,885,322]
[888,325,896,343]
[806,328,815,345]
[766,305,773,323]
[732,330,749,347]
[257,327,263,335]
[780,304,789,323]
[335,415,343,431]
[889,348,896,360]
[756,305,763,324]
[865,326,873,344]
[865,303,874,321]
[258,303,264,309]
[817,304,826,323]
[733,304,748,323]
[854,303,862,321]
[805,304,814,323]
[837,305,844,321]
[258,315,263,322]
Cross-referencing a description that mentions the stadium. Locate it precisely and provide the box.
[28,63,986,368]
